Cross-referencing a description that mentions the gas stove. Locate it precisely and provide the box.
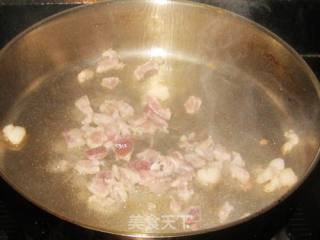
[0,1,319,240]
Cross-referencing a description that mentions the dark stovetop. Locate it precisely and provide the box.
[0,1,319,240]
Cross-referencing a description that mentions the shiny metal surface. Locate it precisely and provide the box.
[0,0,319,237]
[0,0,98,4]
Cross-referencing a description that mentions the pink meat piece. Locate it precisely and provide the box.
[168,150,184,161]
[194,136,215,160]
[178,132,196,151]
[75,95,94,124]
[63,128,85,148]
[101,49,119,59]
[213,145,232,162]
[96,49,125,73]
[147,97,171,121]
[171,175,193,188]
[231,151,245,167]
[109,181,128,202]
[168,151,194,174]
[230,165,250,185]
[84,127,107,148]
[142,177,172,195]
[74,160,101,175]
[136,149,161,163]
[134,59,161,81]
[117,101,135,118]
[92,113,114,127]
[88,170,113,197]
[130,159,151,172]
[171,175,194,201]
[119,167,141,186]
[99,100,121,119]
[101,77,120,90]
[184,153,206,169]
[105,128,118,142]
[145,109,169,128]
[129,149,162,179]
[184,96,202,114]
[143,97,171,130]
[130,116,158,135]
[86,146,108,161]
[99,100,134,119]
[150,155,176,177]
[113,137,134,161]
[117,120,132,136]
[177,185,194,201]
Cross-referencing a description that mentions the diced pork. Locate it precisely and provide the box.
[229,165,250,185]
[256,158,298,192]
[179,132,196,151]
[75,95,94,124]
[134,59,161,81]
[218,202,234,223]
[96,49,125,73]
[2,124,26,145]
[184,96,202,114]
[101,49,120,59]
[99,100,120,118]
[150,156,175,177]
[281,130,299,155]
[213,145,232,162]
[278,168,298,188]
[130,116,158,135]
[231,152,245,167]
[196,163,222,186]
[101,77,120,90]
[143,177,172,195]
[84,127,107,148]
[146,97,171,121]
[229,152,250,186]
[177,185,194,201]
[130,160,149,174]
[256,168,274,185]
[269,158,285,171]
[77,69,94,83]
[99,100,134,120]
[88,170,113,197]
[259,138,269,146]
[118,101,135,119]
[86,146,108,161]
[119,167,141,186]
[114,137,134,161]
[194,136,215,160]
[63,128,85,148]
[74,160,101,175]
[110,181,128,202]
[146,82,170,101]
[92,113,114,127]
[184,153,206,169]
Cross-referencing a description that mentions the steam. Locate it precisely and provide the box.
[198,0,274,18]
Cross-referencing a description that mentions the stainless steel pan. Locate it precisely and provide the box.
[0,0,319,238]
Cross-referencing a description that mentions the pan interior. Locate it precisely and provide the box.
[0,49,308,234]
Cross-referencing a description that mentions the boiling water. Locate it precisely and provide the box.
[0,53,304,234]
